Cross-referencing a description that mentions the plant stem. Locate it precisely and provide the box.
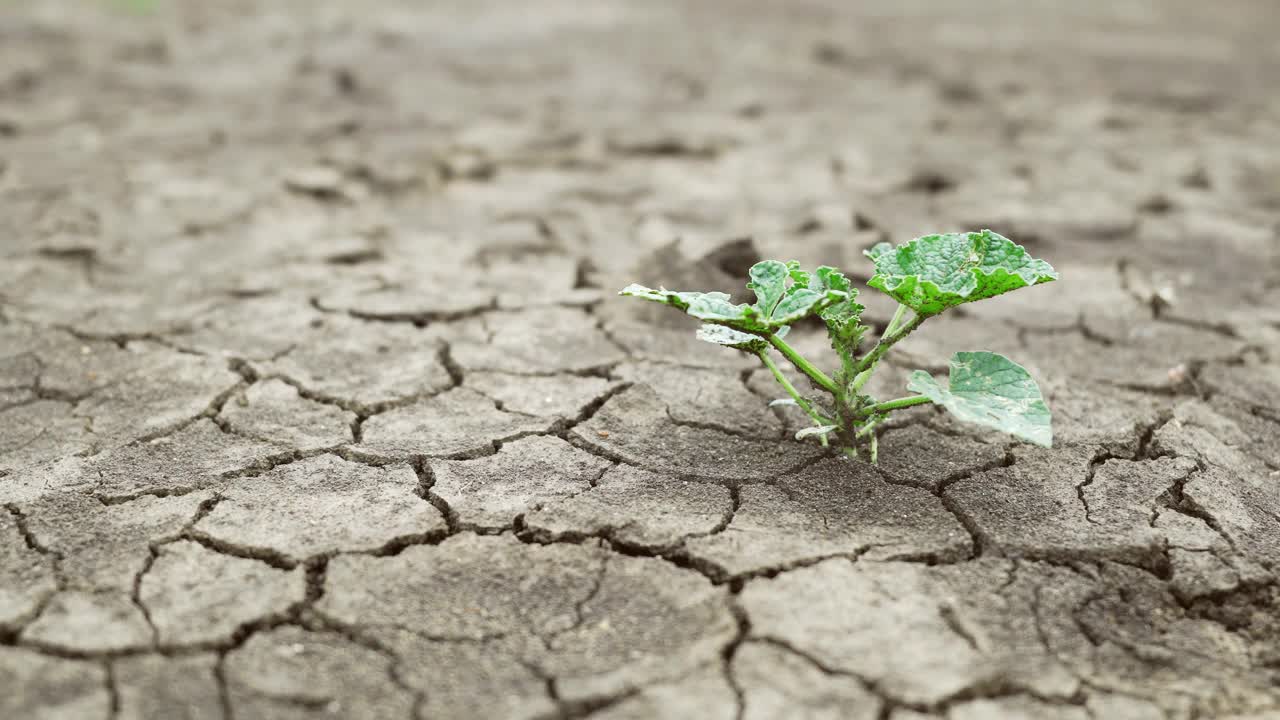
[849,367,872,393]
[864,395,933,415]
[838,307,908,395]
[757,350,833,429]
[849,304,909,394]
[852,311,926,378]
[855,417,887,463]
[767,334,839,395]
[884,302,909,337]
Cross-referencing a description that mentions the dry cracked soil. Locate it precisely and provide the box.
[3,1,1280,718]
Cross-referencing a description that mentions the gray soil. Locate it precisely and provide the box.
[3,1,1280,718]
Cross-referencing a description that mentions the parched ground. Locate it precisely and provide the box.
[3,0,1280,718]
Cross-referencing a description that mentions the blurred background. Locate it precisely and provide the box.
[1,0,1278,342]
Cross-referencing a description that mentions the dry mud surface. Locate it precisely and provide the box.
[3,1,1280,718]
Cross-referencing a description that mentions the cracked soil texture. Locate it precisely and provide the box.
[2,0,1280,718]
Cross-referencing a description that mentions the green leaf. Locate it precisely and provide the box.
[618,285,702,311]
[810,266,866,354]
[620,285,765,332]
[747,260,848,329]
[823,302,867,354]
[865,230,1058,316]
[786,260,811,288]
[747,261,789,316]
[907,351,1052,447]
[770,288,834,325]
[622,261,851,334]
[864,242,894,263]
[687,293,766,330]
[812,266,852,294]
[696,324,768,352]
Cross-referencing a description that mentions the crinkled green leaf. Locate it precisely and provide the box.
[618,285,703,311]
[621,285,766,332]
[795,425,838,441]
[696,324,768,352]
[747,261,789,317]
[786,260,811,288]
[907,351,1052,447]
[866,230,1058,316]
[687,292,766,331]
[812,266,852,294]
[747,260,847,329]
[809,266,866,354]
[822,302,867,355]
[770,288,835,325]
[622,261,851,334]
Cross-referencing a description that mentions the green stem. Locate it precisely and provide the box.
[767,334,839,395]
[864,395,933,415]
[849,367,872,393]
[852,311,927,378]
[757,350,833,429]
[884,302,909,337]
[855,415,890,463]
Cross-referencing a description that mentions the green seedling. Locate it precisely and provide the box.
[621,230,1058,463]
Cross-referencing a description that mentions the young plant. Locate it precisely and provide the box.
[620,230,1058,463]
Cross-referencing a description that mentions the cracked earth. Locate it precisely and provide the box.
[3,1,1280,718]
